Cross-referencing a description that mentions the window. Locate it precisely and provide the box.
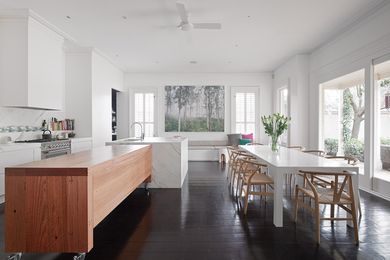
[319,69,365,174]
[232,88,259,137]
[278,87,289,145]
[374,59,390,182]
[133,91,156,137]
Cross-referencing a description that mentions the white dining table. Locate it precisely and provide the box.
[240,145,360,228]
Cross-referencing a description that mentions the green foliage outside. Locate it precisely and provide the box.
[324,138,338,155]
[381,138,390,145]
[380,79,390,88]
[342,88,365,161]
[342,89,353,142]
[344,138,364,162]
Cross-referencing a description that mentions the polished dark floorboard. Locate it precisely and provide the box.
[1,162,390,259]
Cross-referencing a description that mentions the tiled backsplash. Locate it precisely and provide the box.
[0,107,65,141]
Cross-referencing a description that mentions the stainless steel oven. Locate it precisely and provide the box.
[41,140,71,159]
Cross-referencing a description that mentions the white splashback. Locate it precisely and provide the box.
[0,107,65,141]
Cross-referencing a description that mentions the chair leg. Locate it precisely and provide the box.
[231,167,236,185]
[294,186,299,223]
[231,170,236,188]
[330,204,335,224]
[235,174,241,197]
[315,203,320,244]
[244,184,250,215]
[351,201,359,245]
[260,184,263,201]
[239,178,244,198]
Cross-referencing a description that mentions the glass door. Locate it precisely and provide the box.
[373,59,390,197]
[319,69,366,176]
[278,87,289,146]
[231,87,259,140]
[131,89,157,137]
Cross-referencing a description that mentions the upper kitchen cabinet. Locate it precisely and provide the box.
[0,10,65,110]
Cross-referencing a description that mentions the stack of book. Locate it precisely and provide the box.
[49,118,75,131]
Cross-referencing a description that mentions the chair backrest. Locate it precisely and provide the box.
[303,150,325,157]
[288,145,305,151]
[298,170,354,203]
[227,146,238,161]
[230,150,255,165]
[325,156,357,165]
[237,158,268,180]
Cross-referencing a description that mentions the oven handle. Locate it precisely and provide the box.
[41,149,71,157]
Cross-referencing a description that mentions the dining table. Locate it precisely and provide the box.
[240,145,360,228]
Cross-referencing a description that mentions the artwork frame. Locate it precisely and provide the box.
[165,85,225,132]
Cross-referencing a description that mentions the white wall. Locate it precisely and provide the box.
[0,16,28,106]
[125,72,273,143]
[65,52,92,138]
[273,54,310,148]
[65,49,124,147]
[91,51,124,147]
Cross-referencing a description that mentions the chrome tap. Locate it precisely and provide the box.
[130,122,145,140]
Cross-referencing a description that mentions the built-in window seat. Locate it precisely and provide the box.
[188,140,228,161]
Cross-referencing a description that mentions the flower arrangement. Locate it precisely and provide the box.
[261,113,290,151]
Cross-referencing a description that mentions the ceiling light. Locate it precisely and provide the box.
[189,61,197,64]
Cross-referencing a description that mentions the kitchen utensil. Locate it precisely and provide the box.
[42,130,52,140]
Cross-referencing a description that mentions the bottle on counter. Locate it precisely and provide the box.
[41,120,47,130]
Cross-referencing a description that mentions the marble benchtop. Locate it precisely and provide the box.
[106,137,188,145]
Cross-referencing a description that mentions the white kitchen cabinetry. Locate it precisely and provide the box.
[0,147,41,203]
[71,138,93,153]
[0,10,64,110]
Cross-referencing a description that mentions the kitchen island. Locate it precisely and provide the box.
[5,145,151,257]
[106,137,188,188]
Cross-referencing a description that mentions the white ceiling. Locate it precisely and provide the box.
[0,0,386,73]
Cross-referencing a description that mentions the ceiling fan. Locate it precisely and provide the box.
[176,2,222,31]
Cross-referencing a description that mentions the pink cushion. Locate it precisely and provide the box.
[241,133,253,142]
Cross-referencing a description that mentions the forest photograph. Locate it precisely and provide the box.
[165,85,225,132]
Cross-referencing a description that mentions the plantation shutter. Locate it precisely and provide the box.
[133,92,155,137]
[235,92,256,135]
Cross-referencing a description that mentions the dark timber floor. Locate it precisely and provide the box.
[1,162,390,260]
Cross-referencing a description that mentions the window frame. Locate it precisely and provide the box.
[231,87,260,140]
[277,86,290,146]
[129,87,158,137]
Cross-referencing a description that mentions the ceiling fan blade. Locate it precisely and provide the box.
[193,23,222,30]
[176,2,189,23]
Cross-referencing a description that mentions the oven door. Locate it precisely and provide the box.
[41,149,71,159]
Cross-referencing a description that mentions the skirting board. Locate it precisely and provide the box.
[359,187,390,202]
